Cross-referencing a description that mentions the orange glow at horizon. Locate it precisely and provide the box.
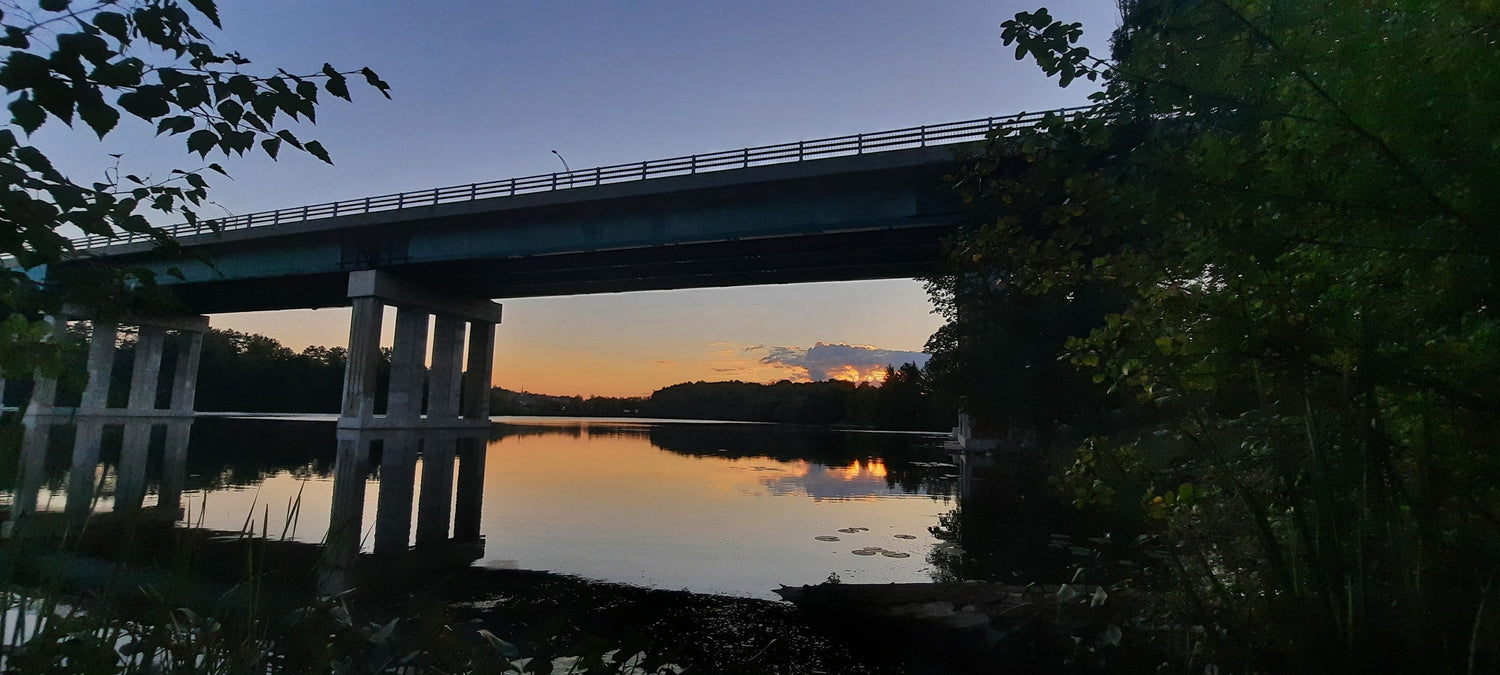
[825,364,888,385]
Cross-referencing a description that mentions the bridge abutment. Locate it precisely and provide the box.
[338,270,501,430]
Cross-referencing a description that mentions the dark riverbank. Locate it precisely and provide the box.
[382,567,1166,674]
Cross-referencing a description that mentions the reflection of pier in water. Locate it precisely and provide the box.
[9,417,491,594]
[13,416,194,526]
[323,426,488,593]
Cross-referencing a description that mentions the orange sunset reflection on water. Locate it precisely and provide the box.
[476,419,950,597]
[2,417,952,601]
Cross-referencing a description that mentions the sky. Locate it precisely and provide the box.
[37,1,1121,397]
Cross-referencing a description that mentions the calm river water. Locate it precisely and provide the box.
[4,416,1006,599]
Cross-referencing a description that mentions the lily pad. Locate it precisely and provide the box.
[880,551,911,558]
[837,528,859,534]
[893,534,917,540]
[851,549,879,556]
[814,535,840,542]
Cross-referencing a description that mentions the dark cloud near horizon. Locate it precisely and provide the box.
[751,342,929,381]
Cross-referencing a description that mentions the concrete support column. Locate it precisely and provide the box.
[427,316,465,421]
[13,422,53,518]
[158,419,192,513]
[462,321,495,420]
[24,316,66,417]
[79,321,118,412]
[322,430,373,594]
[415,434,457,546]
[169,330,204,413]
[452,435,487,541]
[386,307,430,422]
[373,431,419,555]
[115,422,153,512]
[341,297,385,422]
[127,326,166,412]
[66,419,106,524]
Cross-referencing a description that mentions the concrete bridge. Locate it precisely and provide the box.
[21,109,1080,430]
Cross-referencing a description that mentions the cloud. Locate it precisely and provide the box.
[752,342,929,383]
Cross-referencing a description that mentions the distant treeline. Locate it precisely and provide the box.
[494,364,954,431]
[9,328,952,431]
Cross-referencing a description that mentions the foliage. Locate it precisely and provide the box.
[644,367,948,429]
[0,0,387,380]
[192,328,354,413]
[932,0,1500,670]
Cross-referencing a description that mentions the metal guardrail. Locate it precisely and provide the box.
[68,107,1089,251]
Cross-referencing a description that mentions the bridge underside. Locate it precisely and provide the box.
[165,224,949,313]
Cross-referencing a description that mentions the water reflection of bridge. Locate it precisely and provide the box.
[8,417,490,592]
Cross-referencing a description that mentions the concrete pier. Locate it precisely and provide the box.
[339,270,501,430]
[427,316,466,421]
[386,308,430,422]
[127,326,166,413]
[79,321,118,411]
[22,310,208,420]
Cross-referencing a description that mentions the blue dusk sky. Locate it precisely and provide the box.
[37,1,1121,396]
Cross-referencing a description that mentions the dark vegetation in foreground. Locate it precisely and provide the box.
[0,504,1017,674]
[916,1,1500,671]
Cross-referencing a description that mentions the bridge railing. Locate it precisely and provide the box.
[69,107,1090,251]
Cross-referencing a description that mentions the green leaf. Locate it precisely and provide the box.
[174,76,211,109]
[225,74,255,99]
[0,52,54,91]
[250,91,277,123]
[9,95,45,133]
[93,12,129,42]
[118,88,170,120]
[38,0,69,12]
[185,0,221,27]
[77,91,119,138]
[216,99,242,125]
[186,129,217,157]
[15,146,55,175]
[304,140,331,165]
[360,67,391,98]
[31,79,74,124]
[275,129,303,149]
[260,136,280,160]
[323,73,349,101]
[241,111,267,131]
[155,115,195,136]
[295,79,317,103]
[0,26,30,49]
[90,60,144,87]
